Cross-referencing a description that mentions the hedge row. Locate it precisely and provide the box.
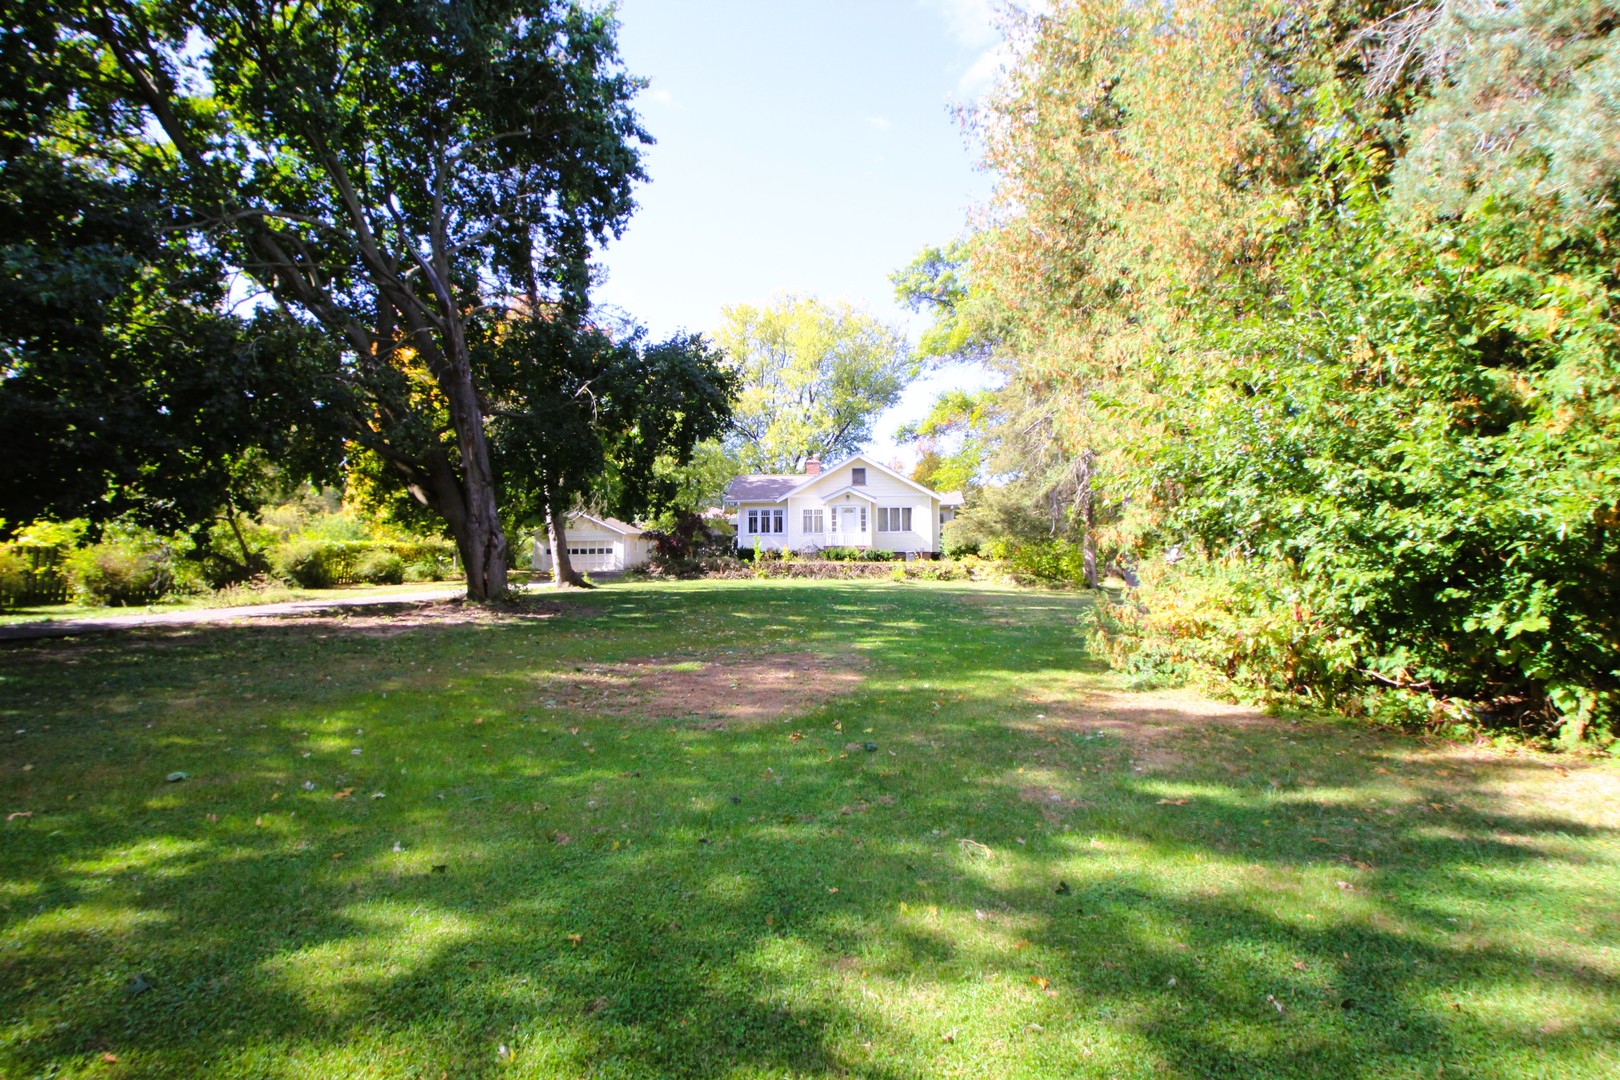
[270,538,457,588]
[1,535,461,609]
[683,557,1009,582]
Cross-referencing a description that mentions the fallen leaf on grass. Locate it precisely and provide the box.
[1266,994,1286,1014]
[941,1030,956,1044]
[788,731,805,742]
[564,932,583,945]
[333,788,355,799]
[1031,975,1049,989]
[827,887,840,894]
[1157,798,1190,806]
[6,811,32,821]
[1292,961,1308,971]
[1336,881,1355,891]
[101,1052,119,1063]
[552,832,571,845]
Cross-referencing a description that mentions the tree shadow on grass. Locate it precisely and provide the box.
[1,581,1617,1077]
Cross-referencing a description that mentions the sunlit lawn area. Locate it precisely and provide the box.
[2,580,1616,1078]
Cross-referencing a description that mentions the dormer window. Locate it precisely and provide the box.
[851,467,866,486]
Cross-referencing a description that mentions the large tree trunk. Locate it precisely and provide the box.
[545,492,589,588]
[440,362,509,600]
[404,447,508,601]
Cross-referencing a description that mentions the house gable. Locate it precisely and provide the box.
[775,454,944,503]
[571,511,642,537]
[808,484,877,504]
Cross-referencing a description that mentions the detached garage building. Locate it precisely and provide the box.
[532,513,650,575]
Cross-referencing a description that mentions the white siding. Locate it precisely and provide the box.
[532,518,648,572]
[734,458,942,553]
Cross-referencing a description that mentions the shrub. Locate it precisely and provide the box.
[1004,538,1087,586]
[64,540,175,606]
[271,537,454,587]
[940,519,981,558]
[814,546,898,563]
[273,538,340,588]
[355,549,406,585]
[404,558,449,583]
[0,546,30,608]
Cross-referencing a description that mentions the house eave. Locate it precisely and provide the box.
[777,453,945,501]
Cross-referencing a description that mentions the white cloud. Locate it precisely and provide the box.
[919,0,1010,99]
[647,85,682,110]
[956,41,1011,98]
[919,0,1000,49]
[865,115,892,131]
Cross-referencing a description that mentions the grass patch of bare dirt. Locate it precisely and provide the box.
[533,651,864,725]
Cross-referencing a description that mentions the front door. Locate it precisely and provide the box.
[838,507,860,541]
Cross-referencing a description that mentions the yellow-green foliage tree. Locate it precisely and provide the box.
[716,296,913,473]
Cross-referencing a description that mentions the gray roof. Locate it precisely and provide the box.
[939,490,965,507]
[569,512,642,536]
[723,474,799,502]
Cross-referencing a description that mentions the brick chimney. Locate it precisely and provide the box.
[804,454,821,476]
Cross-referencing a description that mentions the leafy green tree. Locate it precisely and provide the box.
[960,0,1620,739]
[36,0,649,599]
[0,4,345,543]
[485,317,734,585]
[716,296,913,472]
[890,241,992,365]
[897,390,994,494]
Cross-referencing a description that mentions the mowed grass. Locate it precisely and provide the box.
[1,579,1617,1079]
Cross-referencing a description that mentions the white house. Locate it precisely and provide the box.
[533,512,650,574]
[723,453,956,557]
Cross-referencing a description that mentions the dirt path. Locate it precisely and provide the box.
[0,586,471,642]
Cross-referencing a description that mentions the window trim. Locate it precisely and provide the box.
[851,467,867,486]
[877,506,913,533]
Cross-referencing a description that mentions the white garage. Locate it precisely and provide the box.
[533,512,650,575]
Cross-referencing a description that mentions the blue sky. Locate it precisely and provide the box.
[592,0,1005,467]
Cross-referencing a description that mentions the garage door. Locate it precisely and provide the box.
[565,543,618,572]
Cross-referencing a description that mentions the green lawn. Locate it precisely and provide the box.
[2,580,1616,1078]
